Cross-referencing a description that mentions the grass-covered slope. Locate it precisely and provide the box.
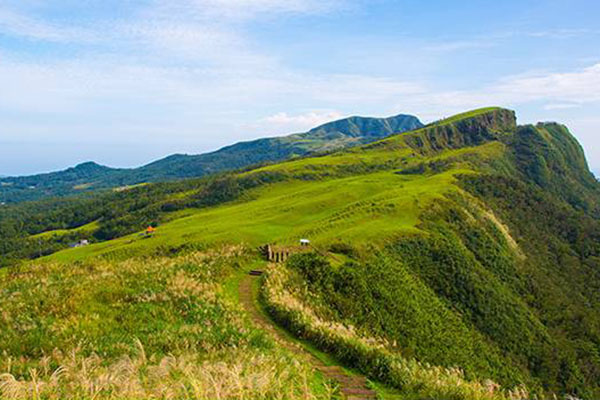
[39,108,513,261]
[1,107,599,399]
[0,113,422,203]
[0,247,335,399]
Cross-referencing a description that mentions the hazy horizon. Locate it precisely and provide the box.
[1,110,598,179]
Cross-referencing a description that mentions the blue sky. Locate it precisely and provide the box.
[1,0,599,176]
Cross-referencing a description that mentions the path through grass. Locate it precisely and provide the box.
[236,265,410,400]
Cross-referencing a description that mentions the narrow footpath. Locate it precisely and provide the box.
[239,269,378,400]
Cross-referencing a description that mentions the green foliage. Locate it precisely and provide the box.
[508,123,600,213]
[287,253,334,288]
[459,174,600,398]
[263,262,528,400]
[285,252,528,387]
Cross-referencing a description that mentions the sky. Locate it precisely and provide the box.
[0,0,599,176]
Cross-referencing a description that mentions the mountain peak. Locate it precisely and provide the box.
[306,114,423,139]
[73,161,109,171]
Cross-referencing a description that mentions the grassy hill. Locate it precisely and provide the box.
[1,107,599,399]
[0,248,335,399]
[0,114,422,203]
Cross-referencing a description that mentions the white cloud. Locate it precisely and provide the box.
[543,103,581,110]
[526,29,597,39]
[261,111,345,131]
[0,0,344,63]
[204,0,341,15]
[148,0,345,20]
[0,7,98,43]
[387,63,600,121]
[425,40,496,53]
[493,64,600,103]
[121,22,252,64]
[3,48,599,145]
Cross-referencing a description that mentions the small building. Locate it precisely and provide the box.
[300,239,310,247]
[71,239,90,248]
[145,226,156,235]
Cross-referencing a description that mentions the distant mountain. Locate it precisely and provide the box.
[0,113,422,203]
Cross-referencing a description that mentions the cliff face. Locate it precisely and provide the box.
[371,107,597,216]
[402,108,517,153]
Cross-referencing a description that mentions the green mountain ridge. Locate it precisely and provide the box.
[1,107,599,399]
[0,113,422,203]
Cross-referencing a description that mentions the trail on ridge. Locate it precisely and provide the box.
[238,269,378,400]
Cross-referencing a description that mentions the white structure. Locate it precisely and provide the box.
[72,239,90,248]
[300,239,310,246]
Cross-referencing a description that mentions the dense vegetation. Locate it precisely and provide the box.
[1,107,599,399]
[263,258,529,400]
[0,114,422,203]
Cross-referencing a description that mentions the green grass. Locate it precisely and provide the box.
[38,107,510,264]
[428,107,504,126]
[261,261,522,400]
[29,220,99,239]
[5,107,600,398]
[44,126,509,264]
[28,108,525,398]
[0,247,335,399]
[255,136,504,176]
[46,168,470,263]
[112,182,150,192]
